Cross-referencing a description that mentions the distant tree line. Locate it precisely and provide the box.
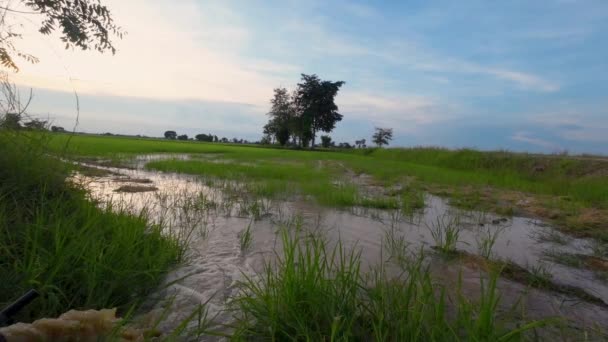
[164,130,255,144]
[263,74,345,148]
[0,112,68,132]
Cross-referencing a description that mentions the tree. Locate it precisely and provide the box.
[195,133,213,142]
[355,139,366,148]
[264,87,294,146]
[177,134,188,140]
[294,74,345,148]
[260,135,271,145]
[50,125,65,132]
[372,127,393,147]
[221,137,228,143]
[23,118,47,130]
[213,135,218,143]
[164,130,177,139]
[0,0,123,71]
[0,112,20,129]
[320,135,332,148]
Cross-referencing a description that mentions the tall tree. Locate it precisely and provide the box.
[164,130,177,139]
[1,0,123,71]
[372,127,393,147]
[265,87,294,146]
[294,74,344,148]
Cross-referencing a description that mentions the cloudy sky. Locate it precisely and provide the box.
[7,0,608,154]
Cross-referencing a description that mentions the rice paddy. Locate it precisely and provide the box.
[3,132,608,340]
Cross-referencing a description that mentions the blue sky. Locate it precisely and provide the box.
[10,0,608,154]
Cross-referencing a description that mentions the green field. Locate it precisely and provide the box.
[3,131,607,339]
[53,133,608,240]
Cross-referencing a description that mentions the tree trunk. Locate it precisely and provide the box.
[311,131,316,149]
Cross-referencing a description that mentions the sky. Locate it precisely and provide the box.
[6,0,608,154]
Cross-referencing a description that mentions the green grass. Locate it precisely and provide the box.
[48,133,608,208]
[427,213,463,255]
[45,133,608,240]
[0,131,184,321]
[230,226,548,340]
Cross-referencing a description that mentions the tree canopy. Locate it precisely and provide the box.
[372,127,393,147]
[164,130,177,140]
[264,87,293,146]
[262,74,344,148]
[294,74,344,147]
[1,0,123,71]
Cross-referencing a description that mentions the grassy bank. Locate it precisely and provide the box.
[49,133,608,239]
[0,131,184,321]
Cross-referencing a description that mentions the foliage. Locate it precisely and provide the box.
[262,75,345,148]
[195,133,214,142]
[50,125,65,132]
[164,130,177,139]
[294,74,345,147]
[1,0,123,71]
[177,134,188,140]
[355,139,366,148]
[372,127,393,147]
[0,112,20,129]
[264,87,294,146]
[320,135,332,148]
[0,130,182,320]
[23,118,47,130]
[259,135,271,145]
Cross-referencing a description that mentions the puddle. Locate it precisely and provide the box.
[73,154,608,337]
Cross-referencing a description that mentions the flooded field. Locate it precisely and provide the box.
[74,154,608,339]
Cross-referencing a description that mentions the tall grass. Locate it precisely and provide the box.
[0,130,184,321]
[230,226,547,341]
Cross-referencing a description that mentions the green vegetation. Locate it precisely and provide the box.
[48,133,608,240]
[427,213,462,255]
[239,221,254,252]
[0,131,184,321]
[231,226,546,340]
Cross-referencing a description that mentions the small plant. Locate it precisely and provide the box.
[239,221,253,252]
[384,226,410,265]
[427,213,463,254]
[400,188,425,217]
[476,226,504,259]
[527,263,554,288]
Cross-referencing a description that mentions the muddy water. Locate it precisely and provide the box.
[74,155,608,338]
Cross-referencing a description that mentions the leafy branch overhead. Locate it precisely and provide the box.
[1,0,124,71]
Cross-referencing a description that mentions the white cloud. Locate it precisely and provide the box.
[511,132,561,150]
[337,90,448,132]
[8,0,298,109]
[531,112,608,143]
